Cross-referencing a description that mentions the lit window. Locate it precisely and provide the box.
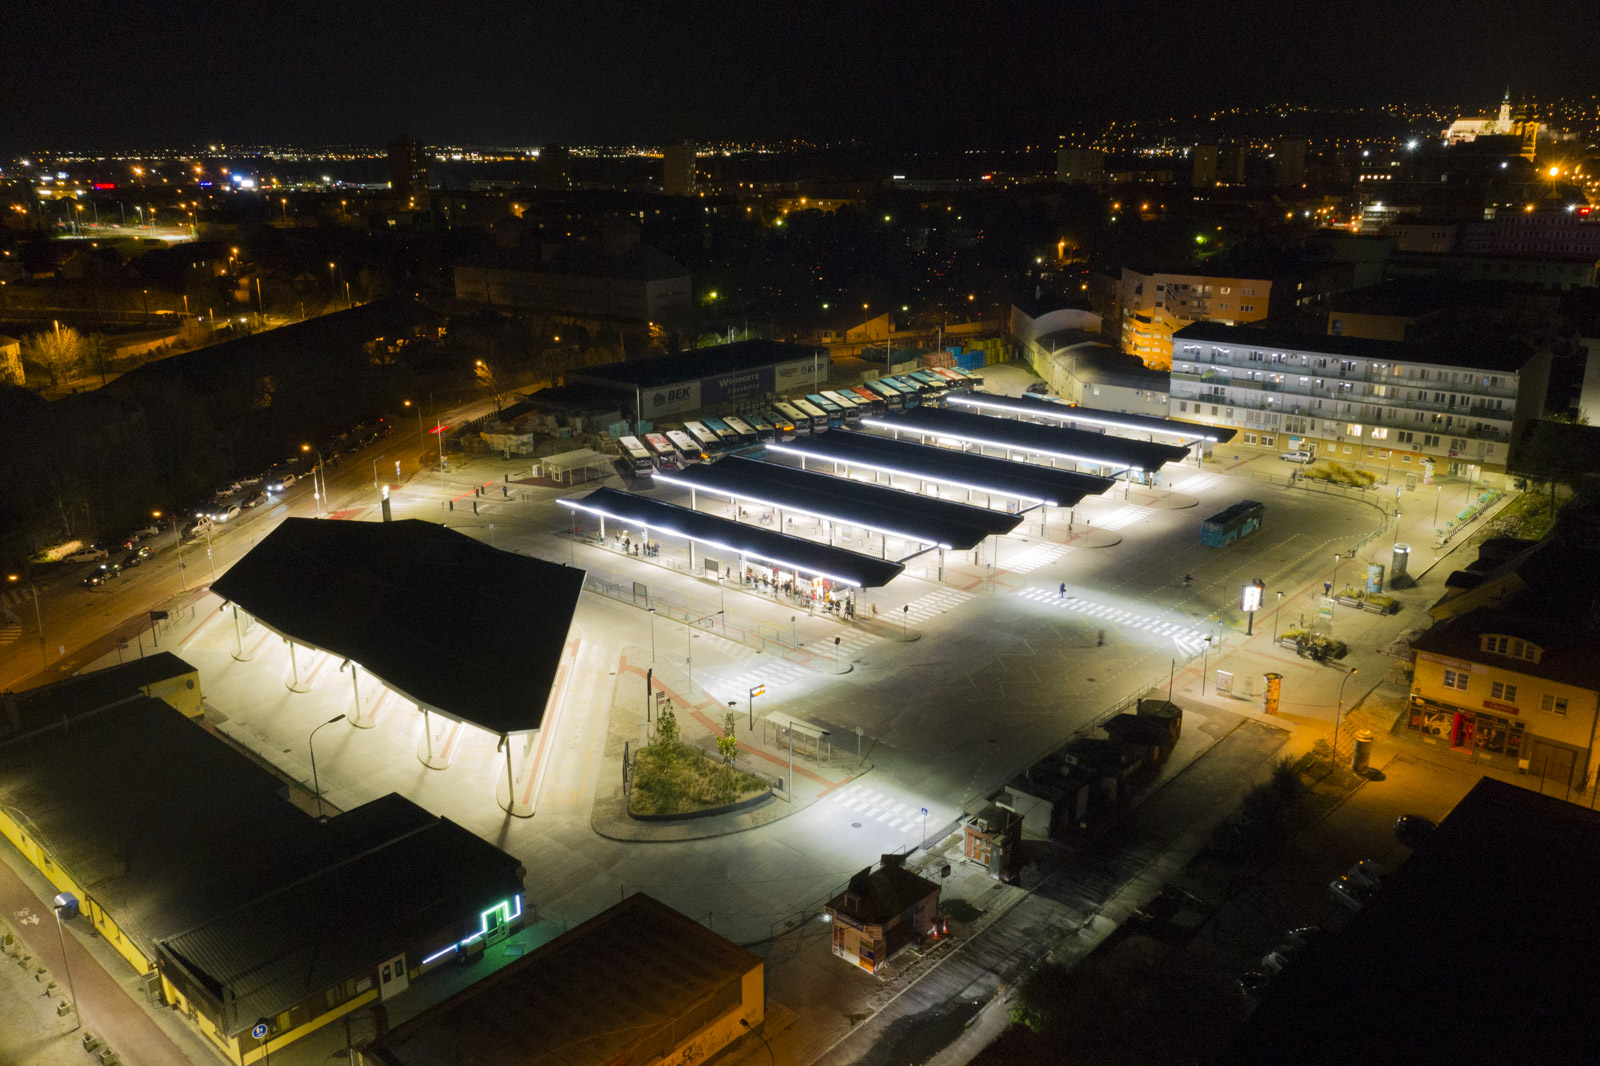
[1443,669,1469,691]
[1347,424,1363,436]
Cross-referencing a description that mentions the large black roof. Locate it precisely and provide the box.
[767,432,1115,508]
[659,455,1019,552]
[1223,778,1600,1065]
[1173,320,1534,373]
[948,391,1237,444]
[560,487,904,587]
[568,339,826,390]
[212,518,584,735]
[870,406,1191,473]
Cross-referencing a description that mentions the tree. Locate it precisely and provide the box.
[656,701,680,758]
[718,712,740,764]
[21,327,87,386]
[475,358,510,414]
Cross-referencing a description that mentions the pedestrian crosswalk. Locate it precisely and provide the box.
[1004,542,1073,574]
[1088,504,1155,531]
[1016,586,1212,655]
[722,655,813,694]
[897,587,972,625]
[1170,473,1219,494]
[826,782,928,836]
[829,629,881,658]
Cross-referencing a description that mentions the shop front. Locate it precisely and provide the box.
[1408,694,1526,764]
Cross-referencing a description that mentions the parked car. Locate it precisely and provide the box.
[129,523,162,540]
[1024,382,1051,395]
[184,517,214,539]
[82,571,104,588]
[1394,814,1438,849]
[214,481,242,496]
[1328,875,1376,913]
[238,473,263,486]
[122,547,153,568]
[267,472,297,492]
[66,547,109,563]
[1280,450,1315,464]
[240,489,267,509]
[93,562,122,581]
[1345,859,1385,890]
[211,503,242,522]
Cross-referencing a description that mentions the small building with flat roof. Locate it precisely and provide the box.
[362,892,771,1066]
[825,859,941,973]
[568,339,829,420]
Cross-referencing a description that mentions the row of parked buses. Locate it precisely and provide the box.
[616,366,984,474]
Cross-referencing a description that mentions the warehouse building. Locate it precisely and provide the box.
[567,338,829,420]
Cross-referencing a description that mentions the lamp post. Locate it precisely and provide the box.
[51,892,81,1031]
[1272,590,1284,641]
[154,511,187,591]
[302,444,325,518]
[647,606,657,663]
[1433,483,1442,528]
[1331,551,1344,598]
[684,611,723,687]
[309,713,346,820]
[7,574,46,669]
[1200,634,1214,695]
[1333,668,1359,769]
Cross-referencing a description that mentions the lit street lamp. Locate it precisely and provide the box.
[1333,668,1359,768]
[1272,590,1284,641]
[154,510,187,591]
[309,713,347,820]
[7,574,46,668]
[302,444,325,518]
[51,892,81,1031]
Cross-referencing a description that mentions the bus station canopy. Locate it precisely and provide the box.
[946,391,1237,444]
[559,487,905,588]
[766,433,1115,508]
[866,406,1192,473]
[657,455,1019,552]
[213,518,584,735]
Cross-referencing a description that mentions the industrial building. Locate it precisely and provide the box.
[567,338,829,420]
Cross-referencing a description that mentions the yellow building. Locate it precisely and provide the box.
[1408,532,1600,793]
[1117,267,1273,370]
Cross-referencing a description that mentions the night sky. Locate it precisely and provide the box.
[6,0,1597,151]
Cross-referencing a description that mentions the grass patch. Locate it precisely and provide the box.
[629,744,769,816]
[1304,460,1377,488]
[1485,491,1559,540]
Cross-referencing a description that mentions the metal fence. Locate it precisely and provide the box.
[581,568,802,657]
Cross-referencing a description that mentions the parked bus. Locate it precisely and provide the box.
[931,367,972,393]
[617,435,655,475]
[746,412,777,442]
[791,397,830,433]
[881,377,923,407]
[684,421,723,454]
[772,402,811,437]
[666,429,704,462]
[644,432,683,472]
[954,366,984,388]
[1200,500,1265,547]
[821,390,865,426]
[804,394,844,430]
[906,370,949,397]
[702,417,741,449]
[764,409,798,441]
[865,378,905,410]
[847,385,886,415]
[722,415,759,444]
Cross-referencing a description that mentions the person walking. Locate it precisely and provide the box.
[1059,582,1067,599]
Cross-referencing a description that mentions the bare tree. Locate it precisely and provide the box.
[22,327,87,386]
[475,357,511,414]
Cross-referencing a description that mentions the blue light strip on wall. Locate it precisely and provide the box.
[420,894,523,966]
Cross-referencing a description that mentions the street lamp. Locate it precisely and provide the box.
[1272,590,1284,641]
[647,606,657,663]
[51,892,81,1031]
[309,713,347,820]
[302,444,325,518]
[1200,635,1214,695]
[1333,668,1359,769]
[7,574,46,668]
[153,510,187,592]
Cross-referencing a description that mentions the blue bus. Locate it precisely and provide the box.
[880,377,923,408]
[865,379,904,410]
[702,418,741,449]
[1200,500,1264,547]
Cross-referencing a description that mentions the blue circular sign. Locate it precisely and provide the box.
[252,1023,268,1040]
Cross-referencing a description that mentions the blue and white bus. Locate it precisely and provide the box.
[702,418,741,449]
[865,378,904,410]
[684,421,723,455]
[822,390,865,426]
[880,377,923,408]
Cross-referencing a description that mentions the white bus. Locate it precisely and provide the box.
[684,421,723,454]
[644,432,683,472]
[618,435,655,475]
[791,397,830,433]
[666,429,703,462]
[772,402,811,437]
[722,415,759,444]
[822,390,864,426]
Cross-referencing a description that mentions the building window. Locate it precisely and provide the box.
[1483,635,1509,655]
[1443,669,1469,691]
[1347,423,1363,436]
[1540,693,1569,716]
[1342,444,1353,454]
[1178,401,1188,412]
[1490,681,1518,703]
[1261,435,1275,446]
[1244,433,1257,444]
[1371,428,1388,440]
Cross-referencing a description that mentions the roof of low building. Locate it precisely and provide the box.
[212,518,584,735]
[829,862,940,926]
[0,651,195,740]
[1222,778,1600,1065]
[568,339,827,390]
[365,893,760,1066]
[1173,320,1534,373]
[950,390,1235,445]
[877,405,1193,472]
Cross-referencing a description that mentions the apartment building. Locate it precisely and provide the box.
[1116,267,1273,370]
[1169,322,1550,485]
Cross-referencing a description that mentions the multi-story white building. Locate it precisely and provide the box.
[1169,322,1550,485]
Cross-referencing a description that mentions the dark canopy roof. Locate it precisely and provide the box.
[869,406,1191,472]
[569,339,826,390]
[560,487,904,587]
[659,454,1018,552]
[212,518,583,735]
[767,433,1114,507]
[948,391,1236,444]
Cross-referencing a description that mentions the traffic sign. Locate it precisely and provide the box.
[252,1022,268,1040]
[749,685,765,698]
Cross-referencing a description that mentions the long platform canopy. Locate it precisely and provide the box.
[765,433,1115,508]
[559,487,905,588]
[213,518,584,735]
[656,455,1018,552]
[866,406,1191,473]
[946,391,1237,444]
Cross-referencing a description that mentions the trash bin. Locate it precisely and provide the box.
[1391,544,1411,586]
[1352,729,1374,773]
